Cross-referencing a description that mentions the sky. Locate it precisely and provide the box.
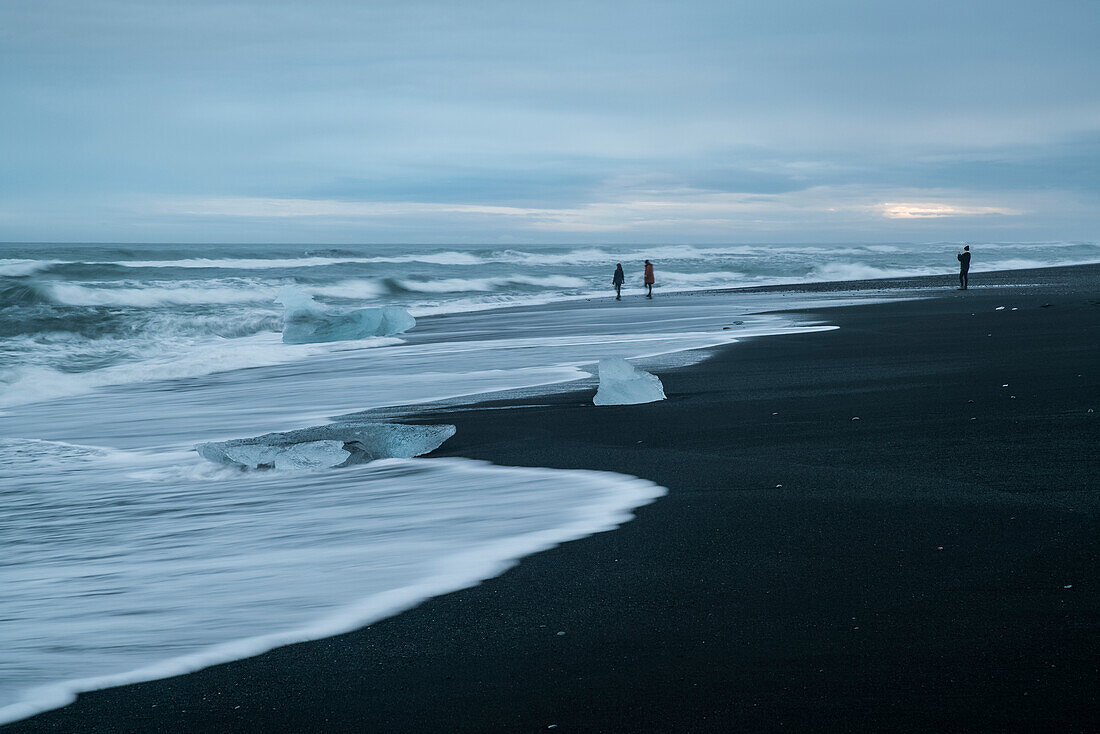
[1,0,1098,244]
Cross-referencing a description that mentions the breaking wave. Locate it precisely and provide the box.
[389,274,587,294]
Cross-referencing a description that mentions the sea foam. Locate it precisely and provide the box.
[0,457,665,725]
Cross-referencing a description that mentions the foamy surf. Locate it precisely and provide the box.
[0,456,665,725]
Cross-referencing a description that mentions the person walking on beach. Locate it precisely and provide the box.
[957,245,971,290]
[613,263,625,300]
[643,259,655,298]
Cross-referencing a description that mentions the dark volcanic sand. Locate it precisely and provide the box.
[7,266,1099,733]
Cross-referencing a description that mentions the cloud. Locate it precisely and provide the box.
[0,0,1098,242]
[157,186,1025,235]
[878,202,1020,219]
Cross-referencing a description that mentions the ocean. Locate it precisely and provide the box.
[1,240,1097,723]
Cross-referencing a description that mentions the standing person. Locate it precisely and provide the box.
[612,263,625,300]
[957,245,971,290]
[643,259,655,298]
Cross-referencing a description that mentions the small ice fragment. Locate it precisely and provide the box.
[967,400,975,404]
[1088,408,1095,413]
[995,306,1005,310]
[937,546,944,550]
[222,443,281,469]
[197,423,456,469]
[556,631,566,636]
[851,416,860,421]
[593,358,666,406]
[1002,384,1008,388]
[775,484,783,489]
[1011,307,1018,311]
[272,440,350,471]
[1063,585,1073,589]
[772,412,778,416]
[987,333,992,337]
[969,417,977,421]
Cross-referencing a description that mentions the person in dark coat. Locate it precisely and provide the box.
[957,245,971,290]
[643,260,655,298]
[612,263,625,300]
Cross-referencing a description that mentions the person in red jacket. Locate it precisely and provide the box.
[643,259,655,298]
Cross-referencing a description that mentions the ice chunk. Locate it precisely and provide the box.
[593,357,666,406]
[221,443,281,469]
[276,287,415,344]
[273,441,351,471]
[196,423,456,470]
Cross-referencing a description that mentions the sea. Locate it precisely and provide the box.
[2,240,1097,722]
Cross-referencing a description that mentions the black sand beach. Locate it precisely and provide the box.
[7,265,1098,733]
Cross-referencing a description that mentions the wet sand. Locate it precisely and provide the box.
[7,265,1098,732]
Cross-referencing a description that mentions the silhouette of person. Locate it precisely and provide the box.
[957,245,971,290]
[643,259,655,298]
[612,263,625,300]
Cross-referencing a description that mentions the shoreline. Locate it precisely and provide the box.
[5,264,1098,732]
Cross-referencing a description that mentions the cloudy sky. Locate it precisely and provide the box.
[1,0,1097,243]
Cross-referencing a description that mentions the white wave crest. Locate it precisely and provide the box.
[395,274,587,293]
[0,259,58,277]
[97,252,487,269]
[42,279,385,307]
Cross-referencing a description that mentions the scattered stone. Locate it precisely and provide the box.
[722,326,730,330]
[733,320,744,325]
